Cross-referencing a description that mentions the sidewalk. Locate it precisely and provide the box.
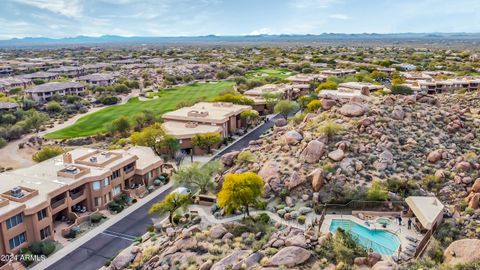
[31,182,173,270]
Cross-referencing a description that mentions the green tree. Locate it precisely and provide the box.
[130,123,177,158]
[32,146,65,162]
[262,93,282,112]
[274,100,299,119]
[108,116,131,137]
[239,109,260,129]
[367,181,388,201]
[316,81,338,92]
[191,132,222,154]
[391,85,413,95]
[217,172,264,217]
[149,192,190,224]
[173,160,223,194]
[25,110,49,132]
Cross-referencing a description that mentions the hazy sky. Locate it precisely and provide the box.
[0,0,479,39]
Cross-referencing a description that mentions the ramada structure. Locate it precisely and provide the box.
[0,146,166,255]
[162,102,251,154]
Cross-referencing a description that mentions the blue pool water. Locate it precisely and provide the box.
[329,219,400,255]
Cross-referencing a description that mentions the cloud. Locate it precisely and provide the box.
[248,28,274,35]
[330,14,350,20]
[290,0,338,9]
[13,0,83,18]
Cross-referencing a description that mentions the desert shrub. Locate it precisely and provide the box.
[391,85,413,95]
[256,213,270,224]
[367,181,388,201]
[90,212,104,223]
[236,151,255,165]
[264,247,278,256]
[40,240,56,256]
[29,242,43,255]
[32,146,65,162]
[306,99,321,112]
[421,175,443,193]
[297,215,306,224]
[434,219,461,246]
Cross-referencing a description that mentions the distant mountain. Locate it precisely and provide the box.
[1,33,480,48]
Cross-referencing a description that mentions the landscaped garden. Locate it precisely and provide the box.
[45,81,234,139]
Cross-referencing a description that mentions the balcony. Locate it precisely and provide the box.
[51,198,66,209]
[70,190,85,201]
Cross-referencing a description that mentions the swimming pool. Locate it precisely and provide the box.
[329,219,400,255]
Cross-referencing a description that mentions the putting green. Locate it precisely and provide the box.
[245,68,293,79]
[45,81,234,139]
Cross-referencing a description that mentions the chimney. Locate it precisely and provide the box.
[63,153,73,164]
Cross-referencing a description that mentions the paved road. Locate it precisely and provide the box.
[212,113,284,159]
[45,186,172,270]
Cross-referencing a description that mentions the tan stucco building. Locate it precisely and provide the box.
[0,146,163,255]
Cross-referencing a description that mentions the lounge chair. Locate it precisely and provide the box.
[401,254,412,261]
[406,245,416,253]
[408,242,418,249]
[406,236,418,243]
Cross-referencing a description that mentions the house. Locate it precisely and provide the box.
[162,121,224,155]
[25,82,86,102]
[320,69,357,77]
[0,77,32,92]
[77,73,116,86]
[338,82,384,94]
[0,66,13,76]
[47,66,85,77]
[82,63,111,73]
[286,74,326,84]
[243,84,293,114]
[0,147,165,255]
[376,67,396,74]
[22,72,59,81]
[419,78,480,94]
[0,102,18,112]
[162,102,251,153]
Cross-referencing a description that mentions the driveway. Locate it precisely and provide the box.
[42,185,173,270]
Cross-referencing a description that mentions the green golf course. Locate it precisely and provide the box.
[45,81,234,139]
[245,68,294,80]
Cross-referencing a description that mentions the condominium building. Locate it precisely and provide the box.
[419,78,480,94]
[47,66,85,77]
[25,82,86,102]
[77,73,116,86]
[22,72,59,81]
[0,77,32,92]
[0,146,164,255]
[162,102,251,154]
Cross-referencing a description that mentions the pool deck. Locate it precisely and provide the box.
[321,214,424,256]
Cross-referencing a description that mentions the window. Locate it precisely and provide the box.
[123,163,134,173]
[94,197,101,207]
[6,213,23,229]
[104,178,110,187]
[112,185,121,196]
[104,192,111,204]
[92,181,101,190]
[37,208,48,221]
[9,232,26,250]
[40,226,51,240]
[112,169,121,179]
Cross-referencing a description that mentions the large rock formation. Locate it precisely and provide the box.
[444,239,480,266]
[265,246,311,267]
[300,140,326,163]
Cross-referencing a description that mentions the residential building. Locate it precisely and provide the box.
[243,84,292,114]
[25,82,86,102]
[47,66,85,77]
[320,69,357,77]
[82,63,111,73]
[0,102,18,112]
[338,82,384,94]
[162,102,251,153]
[162,121,223,155]
[286,73,326,84]
[77,73,116,86]
[22,72,59,81]
[0,77,32,92]
[0,66,13,76]
[0,146,164,255]
[419,78,480,94]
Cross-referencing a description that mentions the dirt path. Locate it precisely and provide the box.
[0,90,140,170]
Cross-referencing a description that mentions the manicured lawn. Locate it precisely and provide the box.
[45,81,234,139]
[245,68,294,80]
